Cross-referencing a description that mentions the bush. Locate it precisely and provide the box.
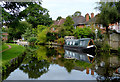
[95,41,110,52]
[57,38,64,45]
[28,37,37,43]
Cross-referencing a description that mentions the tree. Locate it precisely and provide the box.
[1,2,33,26]
[8,21,32,40]
[64,16,74,27]
[22,26,33,40]
[37,25,47,33]
[37,25,48,43]
[2,1,52,40]
[72,11,81,17]
[59,16,74,37]
[56,16,62,21]
[74,27,95,39]
[22,3,53,27]
[96,2,119,33]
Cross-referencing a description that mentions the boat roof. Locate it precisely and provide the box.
[66,38,91,41]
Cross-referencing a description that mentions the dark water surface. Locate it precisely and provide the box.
[2,45,120,81]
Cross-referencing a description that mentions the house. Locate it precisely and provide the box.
[51,18,66,32]
[72,15,86,28]
[0,32,8,41]
[109,22,120,33]
[72,13,97,28]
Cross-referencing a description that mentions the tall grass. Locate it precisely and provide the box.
[2,44,26,66]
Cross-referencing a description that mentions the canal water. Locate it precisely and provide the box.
[2,45,120,81]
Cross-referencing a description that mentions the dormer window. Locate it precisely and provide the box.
[53,27,55,31]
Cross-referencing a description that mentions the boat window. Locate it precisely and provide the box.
[89,40,94,46]
[67,42,70,45]
[67,42,68,45]
[73,41,75,45]
[75,42,78,45]
[83,41,85,46]
[70,41,72,45]
[80,41,82,46]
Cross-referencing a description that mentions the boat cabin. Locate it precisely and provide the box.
[65,38,95,48]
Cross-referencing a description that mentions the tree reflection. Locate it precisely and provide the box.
[94,52,120,81]
[19,45,50,79]
[19,58,49,79]
[64,60,75,73]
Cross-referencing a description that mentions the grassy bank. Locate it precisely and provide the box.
[1,43,26,66]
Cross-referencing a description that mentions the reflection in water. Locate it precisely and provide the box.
[19,46,50,79]
[19,59,49,79]
[64,49,95,63]
[2,54,26,80]
[94,52,120,81]
[2,45,120,81]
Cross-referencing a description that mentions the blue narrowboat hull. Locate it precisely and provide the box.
[64,45,96,53]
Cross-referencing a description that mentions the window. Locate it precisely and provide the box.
[70,41,72,45]
[67,42,69,45]
[83,41,85,46]
[80,41,82,46]
[75,42,78,45]
[73,41,75,45]
[53,28,55,31]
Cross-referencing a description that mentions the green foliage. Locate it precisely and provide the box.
[22,26,33,40]
[37,25,47,33]
[36,25,48,43]
[8,21,32,40]
[64,60,75,73]
[2,2,52,40]
[63,16,74,27]
[36,46,48,60]
[57,38,64,45]
[74,26,95,39]
[46,32,57,42]
[37,28,48,43]
[97,29,104,39]
[2,27,8,32]
[72,11,81,17]
[57,16,75,37]
[2,44,26,66]
[101,43,110,52]
[96,2,119,33]
[28,37,37,43]
[75,60,92,68]
[23,3,53,27]
[56,16,62,21]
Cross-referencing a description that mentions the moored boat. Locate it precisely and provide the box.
[64,38,96,52]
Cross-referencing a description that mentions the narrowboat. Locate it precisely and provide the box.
[64,38,96,52]
[64,49,95,63]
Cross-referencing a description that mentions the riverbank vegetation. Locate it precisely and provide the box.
[2,43,26,66]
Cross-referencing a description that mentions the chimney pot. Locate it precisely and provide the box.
[86,13,89,22]
[91,13,94,19]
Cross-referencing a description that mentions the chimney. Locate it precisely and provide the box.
[91,13,94,19]
[86,13,89,22]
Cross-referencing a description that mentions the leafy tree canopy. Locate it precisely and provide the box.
[56,16,62,21]
[2,1,52,28]
[8,21,32,40]
[96,2,119,33]
[72,11,81,17]
[74,27,95,39]
[63,16,74,27]
[22,3,53,27]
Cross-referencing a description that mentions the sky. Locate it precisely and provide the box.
[41,0,100,20]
